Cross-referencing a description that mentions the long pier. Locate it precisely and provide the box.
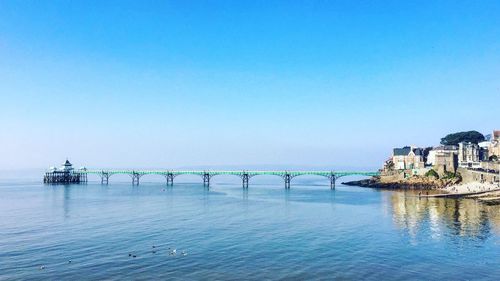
[80,170,379,189]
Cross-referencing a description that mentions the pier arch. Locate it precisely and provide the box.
[74,170,379,189]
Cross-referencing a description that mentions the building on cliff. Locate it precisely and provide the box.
[384,130,499,182]
[458,142,489,168]
[426,145,458,175]
[392,146,425,170]
[477,130,499,161]
[488,130,500,159]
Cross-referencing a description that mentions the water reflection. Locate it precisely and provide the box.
[242,188,249,211]
[389,191,500,239]
[63,185,72,219]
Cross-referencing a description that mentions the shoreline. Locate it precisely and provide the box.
[341,177,454,190]
[344,177,500,204]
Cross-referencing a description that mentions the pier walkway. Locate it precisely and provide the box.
[81,170,379,189]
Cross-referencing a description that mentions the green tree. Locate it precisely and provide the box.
[440,131,485,145]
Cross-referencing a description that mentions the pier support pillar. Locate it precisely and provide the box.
[330,175,336,190]
[242,173,249,188]
[166,173,174,186]
[284,173,291,189]
[80,172,88,184]
[101,172,110,185]
[131,172,141,185]
[203,173,210,187]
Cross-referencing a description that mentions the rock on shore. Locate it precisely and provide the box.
[343,176,460,190]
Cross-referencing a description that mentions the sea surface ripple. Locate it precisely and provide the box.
[1,177,499,280]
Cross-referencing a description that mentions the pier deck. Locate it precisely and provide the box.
[79,169,379,189]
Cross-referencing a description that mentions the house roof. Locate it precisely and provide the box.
[393,146,424,156]
[393,147,411,156]
[64,160,72,166]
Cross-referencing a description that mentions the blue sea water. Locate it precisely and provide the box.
[1,176,499,280]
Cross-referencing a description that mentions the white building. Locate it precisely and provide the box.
[458,142,480,168]
[426,145,458,166]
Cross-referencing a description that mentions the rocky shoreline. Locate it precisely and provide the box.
[344,176,500,204]
[342,176,459,190]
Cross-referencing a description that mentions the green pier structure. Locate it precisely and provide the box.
[79,169,379,189]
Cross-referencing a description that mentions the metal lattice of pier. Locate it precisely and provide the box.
[80,170,379,189]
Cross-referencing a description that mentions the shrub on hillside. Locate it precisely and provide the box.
[425,169,439,179]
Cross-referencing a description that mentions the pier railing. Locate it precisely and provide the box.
[75,170,379,189]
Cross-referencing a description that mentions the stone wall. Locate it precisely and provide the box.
[457,167,499,184]
[380,170,405,182]
[480,161,500,172]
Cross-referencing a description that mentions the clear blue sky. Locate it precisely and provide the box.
[0,0,499,170]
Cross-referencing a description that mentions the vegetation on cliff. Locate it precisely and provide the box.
[425,169,439,179]
[440,131,485,145]
[442,171,461,180]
